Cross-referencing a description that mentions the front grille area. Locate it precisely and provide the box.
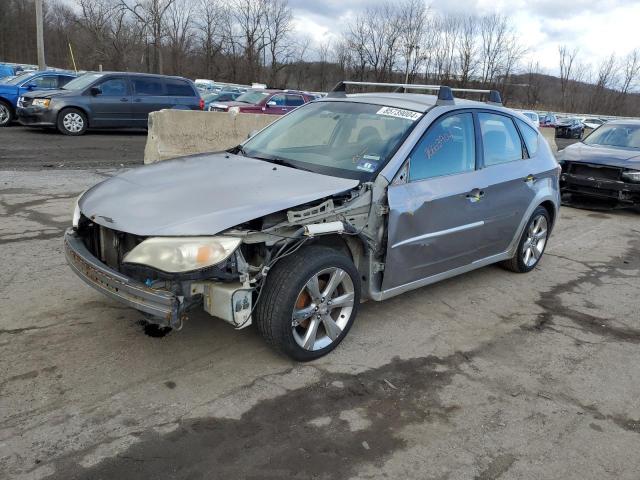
[78,216,143,271]
[567,162,621,181]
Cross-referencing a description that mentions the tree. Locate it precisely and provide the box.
[558,45,579,110]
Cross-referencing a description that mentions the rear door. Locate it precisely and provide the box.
[131,76,173,125]
[89,76,132,127]
[383,111,491,290]
[471,111,538,255]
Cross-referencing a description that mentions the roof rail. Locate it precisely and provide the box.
[328,81,502,106]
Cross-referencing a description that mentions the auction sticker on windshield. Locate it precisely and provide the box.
[376,106,422,121]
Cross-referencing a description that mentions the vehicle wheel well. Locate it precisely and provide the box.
[0,97,13,109]
[58,106,90,126]
[539,200,556,228]
[312,233,364,266]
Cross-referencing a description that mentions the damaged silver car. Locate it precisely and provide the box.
[64,81,561,360]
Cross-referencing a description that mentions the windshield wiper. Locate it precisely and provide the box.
[253,155,312,171]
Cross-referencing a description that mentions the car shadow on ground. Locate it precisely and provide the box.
[15,125,148,136]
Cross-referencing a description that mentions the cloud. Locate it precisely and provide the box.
[290,0,640,75]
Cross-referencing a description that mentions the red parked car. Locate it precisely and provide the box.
[208,89,315,115]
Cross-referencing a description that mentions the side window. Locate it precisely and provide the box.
[409,112,476,181]
[285,94,305,107]
[30,76,57,88]
[97,78,128,96]
[58,75,74,88]
[165,80,195,97]
[132,77,164,96]
[269,94,286,106]
[478,113,523,166]
[516,119,539,157]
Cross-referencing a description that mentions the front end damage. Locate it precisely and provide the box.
[66,179,389,330]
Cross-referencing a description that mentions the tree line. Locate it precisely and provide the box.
[1,0,639,116]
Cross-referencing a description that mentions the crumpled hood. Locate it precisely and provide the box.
[79,152,359,236]
[560,142,640,169]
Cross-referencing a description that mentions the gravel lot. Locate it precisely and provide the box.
[1,162,640,479]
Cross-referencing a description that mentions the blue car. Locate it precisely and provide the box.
[0,70,76,126]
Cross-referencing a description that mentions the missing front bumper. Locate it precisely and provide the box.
[64,229,183,326]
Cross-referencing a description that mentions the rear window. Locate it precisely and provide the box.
[165,79,195,97]
[478,113,524,166]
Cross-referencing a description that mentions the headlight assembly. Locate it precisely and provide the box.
[32,98,51,108]
[123,236,241,273]
[622,170,640,183]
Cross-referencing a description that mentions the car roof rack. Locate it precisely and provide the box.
[328,81,502,106]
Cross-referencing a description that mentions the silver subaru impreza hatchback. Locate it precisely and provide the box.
[65,81,560,361]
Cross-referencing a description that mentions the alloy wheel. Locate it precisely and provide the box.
[522,214,548,268]
[291,267,355,351]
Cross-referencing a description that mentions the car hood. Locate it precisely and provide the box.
[560,142,640,169]
[79,152,360,236]
[22,89,72,99]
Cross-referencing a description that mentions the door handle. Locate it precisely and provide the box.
[524,174,536,183]
[466,188,485,203]
[120,97,128,102]
[134,98,142,103]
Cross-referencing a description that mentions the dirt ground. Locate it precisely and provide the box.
[1,167,639,480]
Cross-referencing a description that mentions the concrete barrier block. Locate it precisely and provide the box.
[144,110,280,164]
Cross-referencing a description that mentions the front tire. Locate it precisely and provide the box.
[57,108,87,135]
[255,246,361,361]
[501,206,550,273]
[0,100,13,127]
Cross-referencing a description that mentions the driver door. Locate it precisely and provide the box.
[382,111,492,291]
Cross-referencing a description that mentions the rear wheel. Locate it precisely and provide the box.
[501,206,550,273]
[57,108,87,135]
[0,100,13,127]
[255,246,360,361]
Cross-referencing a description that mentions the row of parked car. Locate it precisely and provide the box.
[518,110,608,139]
[0,69,322,135]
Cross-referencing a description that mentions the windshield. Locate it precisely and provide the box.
[242,101,421,180]
[235,90,270,104]
[5,72,34,85]
[62,73,103,90]
[583,124,640,149]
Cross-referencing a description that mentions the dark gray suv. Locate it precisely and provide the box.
[17,72,203,135]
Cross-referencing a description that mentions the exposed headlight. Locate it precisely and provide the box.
[32,98,50,108]
[228,106,240,114]
[123,236,241,273]
[622,171,640,183]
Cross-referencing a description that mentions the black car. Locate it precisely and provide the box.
[555,117,584,139]
[558,120,640,206]
[17,72,203,135]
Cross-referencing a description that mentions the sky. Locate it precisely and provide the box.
[289,0,640,76]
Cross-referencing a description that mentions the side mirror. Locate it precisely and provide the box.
[26,83,37,90]
[90,86,102,96]
[266,101,277,107]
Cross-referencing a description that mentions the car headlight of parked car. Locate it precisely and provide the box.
[622,170,640,182]
[32,98,51,108]
[122,236,242,273]
[228,106,240,114]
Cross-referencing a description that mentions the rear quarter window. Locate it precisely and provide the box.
[516,118,539,157]
[165,80,195,97]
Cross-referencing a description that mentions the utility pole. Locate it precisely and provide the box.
[35,0,46,70]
